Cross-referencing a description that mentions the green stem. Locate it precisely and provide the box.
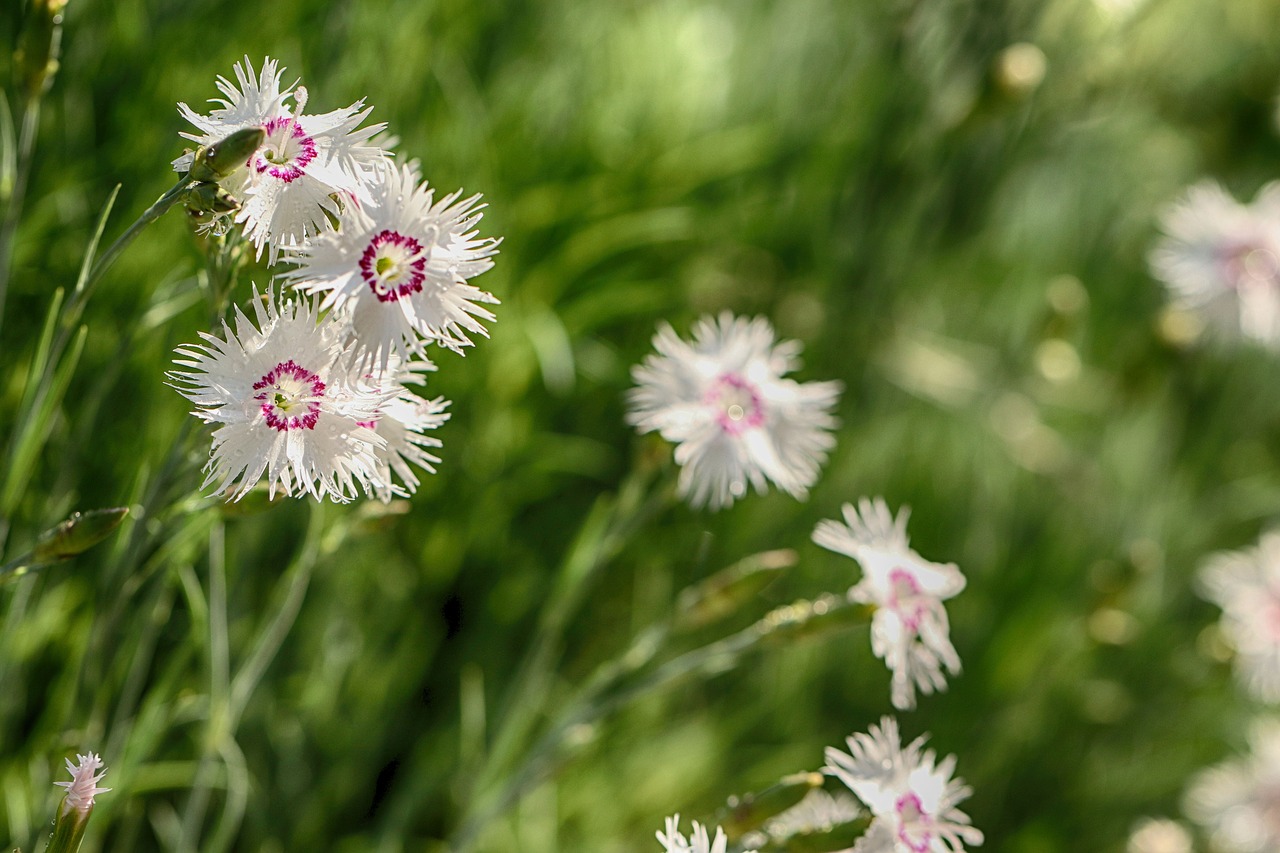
[450,594,865,851]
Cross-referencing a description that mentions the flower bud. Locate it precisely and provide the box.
[188,126,266,182]
[184,181,240,216]
[30,507,128,565]
[47,752,109,853]
[718,772,823,836]
[674,549,796,632]
[13,0,67,102]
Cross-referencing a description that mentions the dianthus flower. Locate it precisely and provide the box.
[825,717,983,853]
[1184,718,1280,853]
[285,160,500,366]
[1197,531,1280,703]
[812,498,965,710]
[175,55,389,262]
[356,359,451,502]
[627,313,841,510]
[1149,180,1280,347]
[169,286,389,502]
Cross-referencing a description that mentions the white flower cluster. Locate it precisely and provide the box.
[631,319,979,851]
[169,57,498,503]
[656,718,982,853]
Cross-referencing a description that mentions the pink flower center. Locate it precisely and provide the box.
[894,792,935,853]
[888,567,928,633]
[705,373,766,435]
[253,360,325,431]
[361,230,428,303]
[251,116,318,183]
[1221,241,1280,290]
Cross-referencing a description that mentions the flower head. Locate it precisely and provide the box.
[175,56,390,262]
[825,717,983,853]
[169,286,390,502]
[285,160,500,366]
[1184,718,1280,853]
[657,815,753,853]
[627,313,841,510]
[55,752,110,818]
[1149,180,1280,348]
[813,498,966,710]
[1197,531,1280,703]
[357,359,451,502]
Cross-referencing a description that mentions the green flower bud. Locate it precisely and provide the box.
[30,507,129,564]
[184,181,240,216]
[188,127,266,182]
[14,0,67,102]
[674,549,796,632]
[718,772,823,836]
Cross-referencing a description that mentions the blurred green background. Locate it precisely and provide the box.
[4,0,1280,850]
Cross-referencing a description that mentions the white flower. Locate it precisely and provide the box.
[627,313,841,511]
[1184,718,1280,853]
[54,752,110,818]
[1149,180,1280,347]
[812,498,966,710]
[825,717,983,853]
[175,55,389,262]
[1125,818,1192,853]
[285,160,500,365]
[1197,531,1280,703]
[169,286,389,502]
[357,359,451,502]
[657,815,753,853]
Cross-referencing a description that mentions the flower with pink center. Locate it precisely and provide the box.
[174,55,390,262]
[1149,180,1280,348]
[356,359,452,502]
[1185,718,1280,853]
[627,313,842,511]
[812,498,966,710]
[285,160,500,368]
[169,285,391,502]
[54,752,110,819]
[1197,531,1280,703]
[825,717,983,853]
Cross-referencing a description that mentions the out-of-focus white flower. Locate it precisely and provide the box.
[1185,718,1280,853]
[761,789,861,851]
[627,313,841,511]
[169,286,389,502]
[657,815,754,853]
[175,56,389,262]
[1197,531,1280,703]
[1125,817,1192,853]
[1149,180,1280,348]
[812,498,966,710]
[357,359,451,502]
[54,752,110,818]
[825,717,983,853]
[285,160,500,365]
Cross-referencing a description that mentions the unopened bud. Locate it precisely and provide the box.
[718,772,823,836]
[776,816,874,852]
[14,0,67,102]
[31,507,128,564]
[675,549,796,632]
[47,752,109,853]
[188,127,265,182]
[184,181,240,216]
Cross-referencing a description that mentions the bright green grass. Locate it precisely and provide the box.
[3,0,1280,850]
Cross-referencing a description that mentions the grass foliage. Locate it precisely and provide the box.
[3,0,1280,850]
